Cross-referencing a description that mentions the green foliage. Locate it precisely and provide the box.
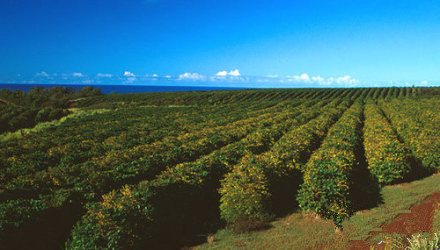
[72,87,432,109]
[0,86,103,133]
[380,97,440,172]
[298,159,352,226]
[35,107,68,123]
[75,86,103,98]
[0,105,39,133]
[67,101,315,248]
[407,233,440,250]
[297,102,364,227]
[67,187,154,249]
[219,154,274,226]
[0,88,439,248]
[219,99,349,229]
[363,101,412,184]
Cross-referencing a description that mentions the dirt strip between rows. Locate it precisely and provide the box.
[349,192,440,249]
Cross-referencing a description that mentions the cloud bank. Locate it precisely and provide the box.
[216,69,241,77]
[35,71,51,78]
[21,70,372,88]
[283,73,359,87]
[178,72,206,81]
[124,71,135,77]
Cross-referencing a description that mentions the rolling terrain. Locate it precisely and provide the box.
[1,87,439,249]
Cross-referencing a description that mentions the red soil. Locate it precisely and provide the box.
[349,192,440,250]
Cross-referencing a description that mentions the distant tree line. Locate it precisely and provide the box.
[0,86,103,133]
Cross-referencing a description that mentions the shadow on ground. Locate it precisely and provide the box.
[350,110,384,212]
[3,201,84,250]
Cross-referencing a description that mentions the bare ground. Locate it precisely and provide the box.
[349,192,440,249]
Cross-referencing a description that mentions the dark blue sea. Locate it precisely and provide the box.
[0,84,245,94]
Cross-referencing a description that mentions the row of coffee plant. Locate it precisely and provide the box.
[76,89,305,107]
[1,101,293,201]
[75,87,431,109]
[66,100,332,249]
[379,97,440,172]
[0,100,315,246]
[363,100,412,184]
[0,101,295,243]
[218,99,351,228]
[296,101,364,227]
[1,102,271,181]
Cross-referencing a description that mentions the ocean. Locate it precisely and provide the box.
[0,84,246,94]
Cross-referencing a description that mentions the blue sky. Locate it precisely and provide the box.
[1,0,440,87]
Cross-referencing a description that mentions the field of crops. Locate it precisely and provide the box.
[1,87,439,249]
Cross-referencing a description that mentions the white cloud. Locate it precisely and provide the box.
[29,70,362,87]
[145,74,159,78]
[123,77,136,84]
[266,74,279,78]
[178,72,205,81]
[216,71,228,77]
[419,80,429,86]
[216,69,241,77]
[35,71,50,78]
[330,75,359,86]
[122,71,136,83]
[292,73,311,82]
[311,76,325,82]
[124,71,135,77]
[211,75,248,83]
[212,69,244,82]
[286,74,307,82]
[283,73,358,86]
[229,69,240,76]
[97,73,112,78]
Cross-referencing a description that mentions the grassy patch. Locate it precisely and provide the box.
[196,213,346,250]
[434,203,440,232]
[194,173,440,249]
[344,173,440,243]
[368,233,408,249]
